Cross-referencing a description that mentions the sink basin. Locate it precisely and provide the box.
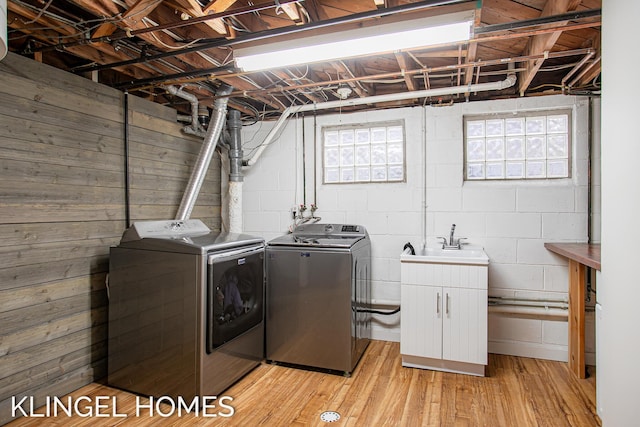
[401,246,489,265]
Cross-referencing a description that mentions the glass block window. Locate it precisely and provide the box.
[323,122,405,184]
[464,110,571,180]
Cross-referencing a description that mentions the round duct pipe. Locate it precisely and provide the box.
[0,0,7,61]
[175,84,233,221]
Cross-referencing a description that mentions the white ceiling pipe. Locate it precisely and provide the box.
[244,73,517,167]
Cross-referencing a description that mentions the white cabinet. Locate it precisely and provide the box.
[400,255,488,376]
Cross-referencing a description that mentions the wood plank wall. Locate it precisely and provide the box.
[0,53,222,425]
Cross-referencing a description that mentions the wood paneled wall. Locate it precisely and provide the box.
[0,53,222,425]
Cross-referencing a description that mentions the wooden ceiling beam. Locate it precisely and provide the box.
[7,24,154,80]
[302,0,329,22]
[350,61,374,96]
[202,0,238,14]
[69,0,283,110]
[331,62,367,98]
[6,6,165,79]
[80,0,159,42]
[68,0,121,17]
[270,70,325,103]
[394,52,417,91]
[176,0,235,35]
[465,3,483,86]
[72,0,216,69]
[280,3,304,24]
[518,0,582,95]
[121,0,164,25]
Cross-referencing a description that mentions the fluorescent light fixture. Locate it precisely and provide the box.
[234,12,473,72]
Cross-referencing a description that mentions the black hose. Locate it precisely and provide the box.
[403,242,415,255]
[358,307,400,315]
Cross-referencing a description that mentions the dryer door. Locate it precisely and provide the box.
[207,244,264,353]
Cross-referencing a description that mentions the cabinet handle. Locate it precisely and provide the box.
[436,292,440,315]
[446,293,450,315]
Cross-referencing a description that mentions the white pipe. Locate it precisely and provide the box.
[244,108,295,167]
[228,181,242,233]
[244,74,517,168]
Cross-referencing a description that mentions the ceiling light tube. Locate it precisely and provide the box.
[234,11,473,72]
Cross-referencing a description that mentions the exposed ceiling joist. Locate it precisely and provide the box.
[177,0,229,35]
[464,1,482,86]
[518,0,583,95]
[4,0,601,119]
[394,52,418,91]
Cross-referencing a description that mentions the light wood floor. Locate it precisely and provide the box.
[7,340,599,426]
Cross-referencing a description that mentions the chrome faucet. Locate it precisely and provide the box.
[438,224,466,249]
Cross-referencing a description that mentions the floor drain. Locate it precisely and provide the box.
[320,411,341,423]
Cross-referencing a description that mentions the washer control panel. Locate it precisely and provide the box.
[121,219,211,242]
[293,223,364,237]
[340,225,360,233]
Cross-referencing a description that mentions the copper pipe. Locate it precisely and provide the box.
[474,21,601,44]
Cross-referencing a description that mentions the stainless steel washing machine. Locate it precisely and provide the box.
[266,223,371,375]
[107,219,264,400]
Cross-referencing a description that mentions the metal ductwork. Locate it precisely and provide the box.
[227,109,243,233]
[167,85,207,137]
[176,84,234,221]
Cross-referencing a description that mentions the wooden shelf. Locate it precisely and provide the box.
[544,242,600,380]
[544,242,601,271]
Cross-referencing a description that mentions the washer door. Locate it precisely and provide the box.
[207,245,264,353]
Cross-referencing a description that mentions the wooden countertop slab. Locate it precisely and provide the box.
[544,242,601,270]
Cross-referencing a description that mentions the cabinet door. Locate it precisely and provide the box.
[442,287,488,365]
[401,284,442,359]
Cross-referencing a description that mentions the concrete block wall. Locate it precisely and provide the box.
[241,94,593,362]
